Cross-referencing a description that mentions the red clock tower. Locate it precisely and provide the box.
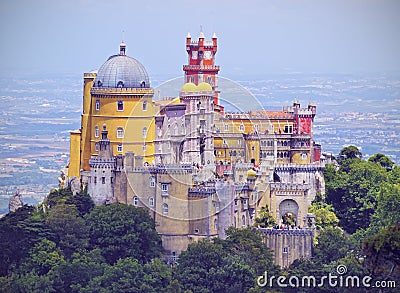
[183,32,222,112]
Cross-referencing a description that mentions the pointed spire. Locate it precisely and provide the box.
[187,32,191,38]
[212,32,217,38]
[199,31,205,39]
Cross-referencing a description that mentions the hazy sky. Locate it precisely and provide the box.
[0,0,399,77]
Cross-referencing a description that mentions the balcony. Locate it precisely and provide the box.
[183,65,220,71]
[91,87,154,96]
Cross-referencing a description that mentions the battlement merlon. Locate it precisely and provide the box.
[275,162,325,172]
[186,32,217,51]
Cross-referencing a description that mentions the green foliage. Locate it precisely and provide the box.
[175,239,255,293]
[57,249,107,293]
[65,188,94,217]
[369,183,400,232]
[9,270,56,293]
[308,197,339,230]
[0,205,49,276]
[254,206,276,228]
[85,203,163,264]
[368,153,394,171]
[0,189,164,291]
[221,227,279,276]
[338,145,362,160]
[325,159,388,233]
[314,227,349,265]
[79,257,172,293]
[362,224,400,281]
[20,238,66,275]
[389,165,400,184]
[44,188,73,208]
[45,204,89,257]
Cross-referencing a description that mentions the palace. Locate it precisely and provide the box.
[68,32,325,265]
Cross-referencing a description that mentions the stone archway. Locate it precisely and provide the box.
[279,199,299,227]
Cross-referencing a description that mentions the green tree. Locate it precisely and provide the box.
[338,145,362,160]
[8,271,55,293]
[44,188,74,208]
[20,238,66,275]
[325,160,388,233]
[313,227,349,265]
[3,239,67,293]
[368,153,394,171]
[85,203,162,264]
[80,257,172,293]
[45,204,89,257]
[369,183,400,232]
[56,249,107,293]
[0,205,49,276]
[389,165,400,184]
[254,206,276,228]
[362,224,400,281]
[308,199,339,230]
[175,240,226,293]
[65,188,94,217]
[219,227,279,277]
[175,239,255,293]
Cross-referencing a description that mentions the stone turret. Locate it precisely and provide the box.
[9,192,23,213]
[88,124,116,205]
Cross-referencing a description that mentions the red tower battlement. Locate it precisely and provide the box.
[183,32,222,111]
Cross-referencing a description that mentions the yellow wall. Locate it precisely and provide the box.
[80,74,96,171]
[291,151,310,164]
[82,87,156,169]
[245,139,260,163]
[69,131,81,177]
[214,136,245,163]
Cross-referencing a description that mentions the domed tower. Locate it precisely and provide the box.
[69,42,155,177]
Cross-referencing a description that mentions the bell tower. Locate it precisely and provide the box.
[183,32,222,112]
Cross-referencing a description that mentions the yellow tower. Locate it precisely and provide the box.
[69,42,155,178]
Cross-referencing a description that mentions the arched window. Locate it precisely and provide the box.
[149,197,154,207]
[142,127,147,138]
[150,176,155,187]
[116,127,124,138]
[234,216,237,228]
[117,81,124,88]
[162,203,169,215]
[95,100,100,111]
[117,100,124,111]
[242,215,246,227]
[95,143,99,151]
[214,218,218,231]
[142,100,147,111]
[94,126,99,138]
[133,196,138,206]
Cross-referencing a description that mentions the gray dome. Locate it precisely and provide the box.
[94,54,150,89]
